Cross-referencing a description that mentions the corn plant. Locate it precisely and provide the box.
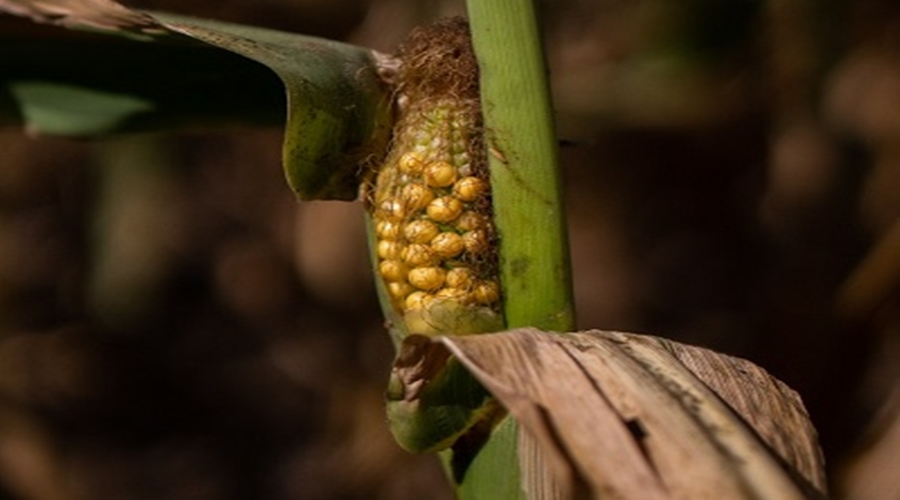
[0,0,829,498]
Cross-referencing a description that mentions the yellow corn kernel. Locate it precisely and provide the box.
[473,280,500,305]
[452,176,486,202]
[445,267,475,289]
[427,196,464,222]
[404,219,440,244]
[376,220,402,240]
[462,229,489,254]
[402,243,436,267]
[398,152,426,175]
[423,161,458,188]
[400,183,435,212]
[377,240,405,260]
[408,266,446,291]
[379,198,406,220]
[435,287,467,300]
[405,291,432,310]
[379,260,409,283]
[388,281,414,300]
[430,231,465,258]
[455,211,487,231]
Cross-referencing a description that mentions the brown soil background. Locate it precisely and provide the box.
[2,0,899,499]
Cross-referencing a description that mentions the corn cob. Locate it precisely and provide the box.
[369,18,502,337]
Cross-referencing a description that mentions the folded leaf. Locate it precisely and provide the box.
[392,328,827,499]
[0,0,392,200]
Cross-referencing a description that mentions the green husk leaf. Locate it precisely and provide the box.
[386,334,496,454]
[0,1,392,200]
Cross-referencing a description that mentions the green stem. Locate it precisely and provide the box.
[466,0,575,333]
[443,2,575,498]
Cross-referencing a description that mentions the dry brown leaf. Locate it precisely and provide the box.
[648,334,827,491]
[426,328,827,500]
[0,0,163,33]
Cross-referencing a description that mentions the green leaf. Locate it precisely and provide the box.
[0,1,393,200]
[0,15,285,133]
[450,416,527,500]
[154,14,392,200]
[9,81,155,135]
[386,335,495,454]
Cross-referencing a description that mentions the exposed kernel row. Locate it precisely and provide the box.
[370,81,501,336]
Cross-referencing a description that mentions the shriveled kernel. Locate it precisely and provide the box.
[434,151,452,164]
[408,267,446,291]
[376,220,402,240]
[456,211,487,231]
[388,281,414,300]
[404,219,440,244]
[463,229,489,253]
[398,152,425,175]
[429,137,448,151]
[450,131,465,151]
[453,155,470,170]
[402,243,436,267]
[423,161,458,188]
[445,267,475,289]
[377,240,404,260]
[379,260,408,282]
[405,291,432,310]
[427,196,464,222]
[473,281,500,305]
[430,231,465,258]
[451,115,472,128]
[400,183,434,212]
[453,176,487,202]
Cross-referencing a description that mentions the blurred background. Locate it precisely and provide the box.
[1,0,899,498]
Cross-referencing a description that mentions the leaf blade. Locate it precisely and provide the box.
[0,1,393,200]
[423,328,827,499]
